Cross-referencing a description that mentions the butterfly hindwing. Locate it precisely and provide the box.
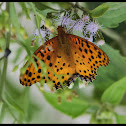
[20,37,58,86]
[67,34,109,81]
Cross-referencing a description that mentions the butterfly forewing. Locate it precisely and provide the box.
[67,34,109,81]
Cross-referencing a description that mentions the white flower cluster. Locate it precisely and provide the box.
[51,10,105,46]
[33,21,51,45]
[33,10,105,46]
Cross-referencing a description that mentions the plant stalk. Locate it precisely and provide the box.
[0,2,11,101]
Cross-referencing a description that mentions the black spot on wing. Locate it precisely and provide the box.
[79,47,82,52]
[47,55,50,60]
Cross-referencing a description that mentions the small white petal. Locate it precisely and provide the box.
[85,34,93,43]
[73,19,85,33]
[40,29,46,38]
[79,83,85,88]
[61,16,73,27]
[82,15,90,22]
[97,39,105,46]
[79,81,88,88]
[68,83,74,89]
[86,21,99,35]
[33,28,51,46]
[34,29,39,36]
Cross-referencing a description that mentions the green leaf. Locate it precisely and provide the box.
[12,65,19,72]
[12,47,23,63]
[0,11,9,27]
[90,113,113,124]
[97,2,126,28]
[17,36,32,56]
[3,77,41,123]
[10,2,20,32]
[101,76,126,104]
[2,90,24,114]
[42,90,89,118]
[90,3,109,18]
[28,2,55,18]
[28,2,55,29]
[115,113,126,124]
[33,2,57,11]
[41,2,71,10]
[0,103,6,123]
[35,14,44,43]
[86,105,99,114]
[19,2,31,20]
[93,43,126,91]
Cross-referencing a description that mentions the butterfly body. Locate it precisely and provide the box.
[20,26,109,89]
[57,26,75,67]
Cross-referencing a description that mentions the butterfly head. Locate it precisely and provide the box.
[57,26,66,35]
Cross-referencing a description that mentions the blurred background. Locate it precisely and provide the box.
[0,2,126,124]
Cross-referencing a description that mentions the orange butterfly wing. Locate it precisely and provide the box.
[67,34,109,81]
[20,36,58,86]
[20,26,109,89]
[20,36,76,89]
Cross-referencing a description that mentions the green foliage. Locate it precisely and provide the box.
[115,113,126,124]
[43,92,88,118]
[10,3,20,32]
[42,90,89,118]
[27,2,53,28]
[93,44,126,91]
[12,65,18,72]
[90,3,109,18]
[0,2,126,124]
[33,2,57,11]
[97,2,126,28]
[19,2,31,20]
[90,112,114,124]
[101,76,126,104]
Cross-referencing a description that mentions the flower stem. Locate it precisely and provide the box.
[0,2,11,101]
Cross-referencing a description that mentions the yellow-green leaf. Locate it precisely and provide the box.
[90,3,109,18]
[101,76,126,104]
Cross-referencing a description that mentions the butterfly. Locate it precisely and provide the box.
[19,26,109,89]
